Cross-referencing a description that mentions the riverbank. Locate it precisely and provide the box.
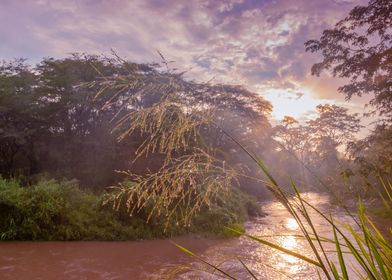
[0,177,262,241]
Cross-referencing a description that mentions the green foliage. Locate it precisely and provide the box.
[269,104,362,195]
[305,0,392,120]
[0,54,273,198]
[0,177,164,240]
[191,187,260,237]
[348,124,392,178]
[92,53,272,229]
[0,177,260,240]
[104,151,238,231]
[0,54,273,240]
[0,56,132,186]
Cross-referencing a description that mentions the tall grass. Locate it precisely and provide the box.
[175,138,392,279]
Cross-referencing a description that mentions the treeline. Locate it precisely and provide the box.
[0,56,144,187]
[0,55,273,239]
[1,55,390,192]
[0,55,272,192]
[0,54,390,238]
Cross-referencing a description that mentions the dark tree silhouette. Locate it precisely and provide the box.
[305,0,392,120]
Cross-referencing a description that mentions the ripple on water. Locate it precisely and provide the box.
[0,192,361,280]
[175,192,360,280]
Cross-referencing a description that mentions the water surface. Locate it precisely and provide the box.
[0,192,359,279]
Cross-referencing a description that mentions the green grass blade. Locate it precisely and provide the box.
[291,179,333,277]
[369,240,389,280]
[379,176,392,202]
[343,234,378,280]
[173,242,195,256]
[330,262,340,279]
[294,197,381,278]
[333,223,349,279]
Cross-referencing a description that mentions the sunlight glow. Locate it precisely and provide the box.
[279,236,300,269]
[281,235,297,250]
[263,87,333,121]
[286,218,299,230]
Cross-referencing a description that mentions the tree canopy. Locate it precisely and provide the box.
[0,54,274,228]
[305,0,392,120]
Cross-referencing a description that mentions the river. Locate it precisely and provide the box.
[0,192,360,279]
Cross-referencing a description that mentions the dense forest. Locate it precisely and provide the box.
[0,50,390,239]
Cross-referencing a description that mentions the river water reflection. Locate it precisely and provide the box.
[172,192,359,279]
[0,192,359,279]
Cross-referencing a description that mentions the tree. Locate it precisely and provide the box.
[0,55,142,185]
[272,116,312,159]
[0,54,273,228]
[33,55,129,187]
[348,123,392,176]
[305,0,392,120]
[271,105,361,190]
[306,104,363,192]
[88,54,274,228]
[308,104,362,148]
[273,105,361,163]
[0,59,40,177]
[269,116,317,188]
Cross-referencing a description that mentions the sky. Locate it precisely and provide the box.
[0,0,371,123]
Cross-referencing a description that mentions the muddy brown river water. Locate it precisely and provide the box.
[0,193,361,279]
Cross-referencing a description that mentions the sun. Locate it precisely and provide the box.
[263,87,332,121]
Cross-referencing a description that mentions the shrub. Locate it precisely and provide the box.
[0,177,155,240]
[0,177,262,240]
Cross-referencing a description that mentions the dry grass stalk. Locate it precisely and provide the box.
[104,149,236,230]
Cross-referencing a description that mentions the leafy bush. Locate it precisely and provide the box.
[0,177,261,240]
[0,177,160,240]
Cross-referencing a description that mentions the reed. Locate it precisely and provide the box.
[175,138,392,279]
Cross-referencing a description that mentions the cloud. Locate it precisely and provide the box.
[0,0,369,119]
